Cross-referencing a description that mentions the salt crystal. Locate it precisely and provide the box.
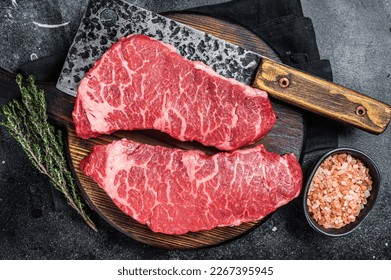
[1,161,4,164]
[272,226,277,232]
[307,153,373,230]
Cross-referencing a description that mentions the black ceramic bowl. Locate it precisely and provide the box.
[303,147,380,236]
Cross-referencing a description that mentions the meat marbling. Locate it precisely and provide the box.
[73,34,276,151]
[80,139,302,235]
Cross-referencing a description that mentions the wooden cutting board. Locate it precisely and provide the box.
[24,13,305,249]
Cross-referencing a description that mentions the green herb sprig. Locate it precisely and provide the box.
[0,74,97,231]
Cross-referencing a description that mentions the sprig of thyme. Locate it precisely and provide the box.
[0,74,97,231]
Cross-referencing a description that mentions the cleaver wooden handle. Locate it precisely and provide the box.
[253,58,391,134]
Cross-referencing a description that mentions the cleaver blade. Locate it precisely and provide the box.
[56,0,391,134]
[56,0,260,96]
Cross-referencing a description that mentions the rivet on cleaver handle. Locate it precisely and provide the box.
[253,58,391,134]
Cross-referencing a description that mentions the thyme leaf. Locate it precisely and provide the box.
[0,74,97,231]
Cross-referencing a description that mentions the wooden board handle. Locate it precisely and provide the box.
[253,58,391,134]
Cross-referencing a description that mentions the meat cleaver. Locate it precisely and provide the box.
[56,0,391,134]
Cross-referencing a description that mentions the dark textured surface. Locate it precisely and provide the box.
[57,0,260,96]
[0,0,390,259]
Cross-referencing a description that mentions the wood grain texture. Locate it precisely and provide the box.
[40,14,304,249]
[254,58,391,134]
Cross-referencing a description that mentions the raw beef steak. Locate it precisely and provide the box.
[80,139,302,235]
[73,34,276,151]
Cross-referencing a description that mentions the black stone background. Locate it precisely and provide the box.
[0,0,390,259]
